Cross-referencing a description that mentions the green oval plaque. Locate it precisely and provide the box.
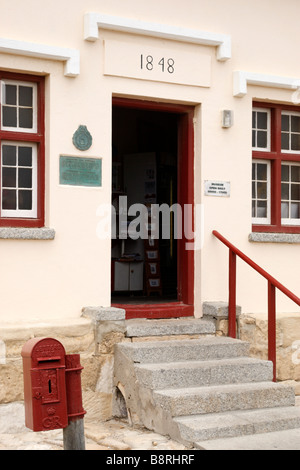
[72,125,93,151]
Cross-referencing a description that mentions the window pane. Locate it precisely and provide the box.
[252,130,256,147]
[257,112,268,129]
[281,183,289,200]
[19,108,33,129]
[4,85,17,105]
[2,106,17,127]
[252,111,256,128]
[257,131,267,148]
[291,166,300,182]
[257,182,267,199]
[282,165,289,182]
[2,145,16,166]
[252,161,270,221]
[18,190,32,210]
[291,202,300,219]
[282,114,290,132]
[19,86,33,107]
[2,189,16,210]
[291,184,300,201]
[18,168,32,188]
[291,133,300,151]
[257,163,267,180]
[257,201,267,218]
[281,132,289,150]
[2,167,16,187]
[18,147,32,167]
[281,201,289,218]
[291,115,300,133]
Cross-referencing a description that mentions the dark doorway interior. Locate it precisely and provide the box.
[111,105,179,303]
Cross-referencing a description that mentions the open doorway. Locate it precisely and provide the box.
[111,98,194,319]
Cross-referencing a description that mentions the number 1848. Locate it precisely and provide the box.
[140,55,175,74]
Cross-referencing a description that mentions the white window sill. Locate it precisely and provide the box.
[0,227,55,240]
[249,232,300,244]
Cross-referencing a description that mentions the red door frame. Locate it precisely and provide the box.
[111,97,195,319]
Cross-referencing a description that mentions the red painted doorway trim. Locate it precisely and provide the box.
[111,97,195,319]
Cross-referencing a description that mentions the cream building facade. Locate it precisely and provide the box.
[1,0,300,409]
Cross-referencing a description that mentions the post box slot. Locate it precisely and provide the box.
[37,356,61,363]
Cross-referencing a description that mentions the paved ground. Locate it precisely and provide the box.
[1,397,300,451]
[0,401,189,451]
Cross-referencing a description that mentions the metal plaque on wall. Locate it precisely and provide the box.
[59,156,102,187]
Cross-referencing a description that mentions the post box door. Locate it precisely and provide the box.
[30,366,68,431]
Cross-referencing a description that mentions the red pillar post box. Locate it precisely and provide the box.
[21,337,68,432]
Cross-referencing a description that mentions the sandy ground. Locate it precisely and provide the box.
[0,401,189,451]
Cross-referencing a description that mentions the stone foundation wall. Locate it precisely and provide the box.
[239,313,300,391]
[0,307,129,422]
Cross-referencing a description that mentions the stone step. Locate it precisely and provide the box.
[115,336,250,364]
[174,406,300,443]
[125,317,215,338]
[153,382,295,417]
[195,427,300,450]
[134,357,273,389]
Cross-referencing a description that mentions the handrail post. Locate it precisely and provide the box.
[228,249,237,338]
[212,229,300,383]
[268,281,276,382]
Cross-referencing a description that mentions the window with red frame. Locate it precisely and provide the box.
[0,72,44,227]
[252,102,300,233]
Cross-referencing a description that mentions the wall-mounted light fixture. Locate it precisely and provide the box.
[222,110,233,128]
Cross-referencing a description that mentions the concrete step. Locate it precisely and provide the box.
[115,336,250,364]
[134,357,273,390]
[153,382,295,417]
[195,427,300,450]
[125,317,215,338]
[174,406,300,443]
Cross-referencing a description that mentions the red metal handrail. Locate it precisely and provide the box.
[212,230,300,381]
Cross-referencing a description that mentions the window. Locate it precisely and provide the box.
[281,163,300,224]
[252,108,271,151]
[252,160,271,224]
[0,72,44,227]
[252,103,300,233]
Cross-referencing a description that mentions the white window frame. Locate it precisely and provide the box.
[0,80,38,133]
[281,161,300,226]
[1,141,37,219]
[252,159,271,225]
[281,111,300,155]
[252,107,271,152]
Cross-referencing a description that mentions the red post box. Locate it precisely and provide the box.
[21,337,69,432]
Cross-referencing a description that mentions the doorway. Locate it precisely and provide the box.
[111,98,194,319]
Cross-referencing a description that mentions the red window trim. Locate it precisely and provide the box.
[0,71,45,228]
[252,101,300,234]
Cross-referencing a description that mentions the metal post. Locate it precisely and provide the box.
[63,419,85,450]
[63,354,86,450]
[268,281,276,382]
[228,249,237,338]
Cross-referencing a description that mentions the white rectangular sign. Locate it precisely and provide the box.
[104,39,211,87]
[204,180,230,197]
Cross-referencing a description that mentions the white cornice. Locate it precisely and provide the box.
[0,37,80,77]
[234,71,300,97]
[84,12,231,61]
